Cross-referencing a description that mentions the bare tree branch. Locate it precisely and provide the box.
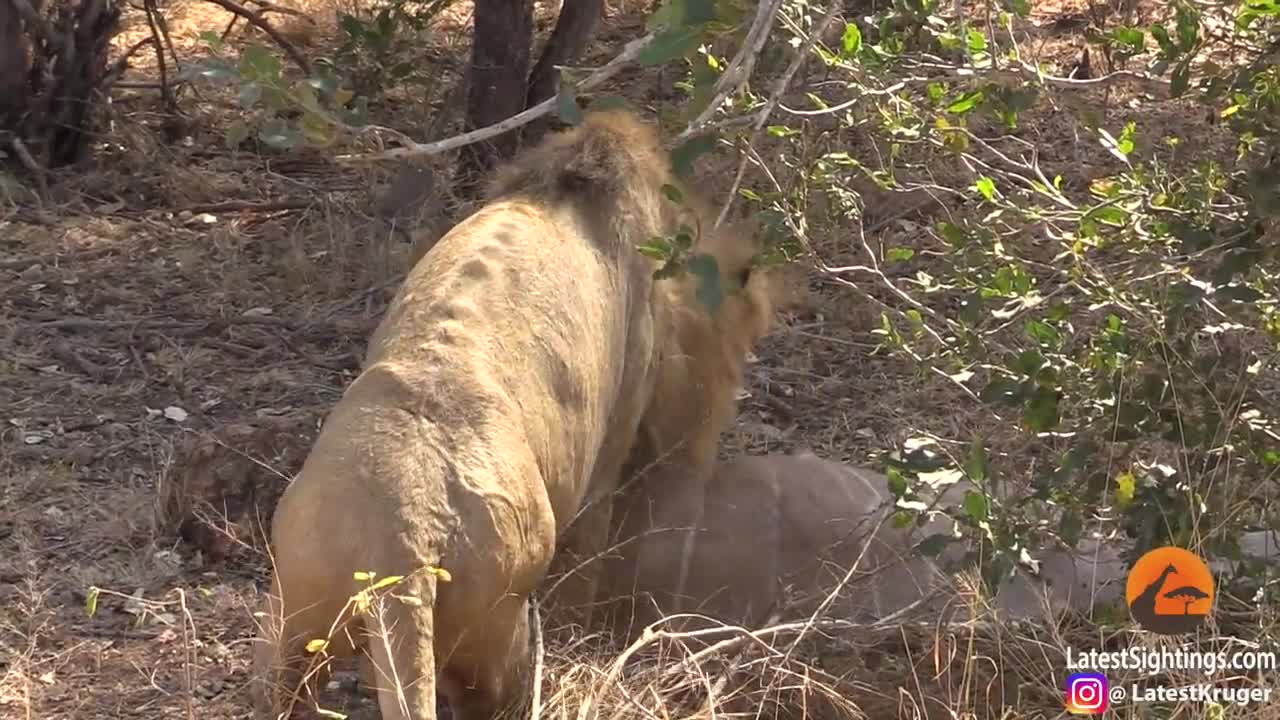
[199,0,311,75]
[334,31,658,164]
[679,0,786,139]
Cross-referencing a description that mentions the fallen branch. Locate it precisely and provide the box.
[165,199,316,214]
[0,246,118,271]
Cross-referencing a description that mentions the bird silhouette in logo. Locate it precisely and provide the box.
[1125,547,1214,635]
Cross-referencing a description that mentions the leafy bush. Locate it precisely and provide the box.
[693,0,1280,601]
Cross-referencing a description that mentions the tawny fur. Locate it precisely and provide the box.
[577,452,1133,643]
[250,109,784,720]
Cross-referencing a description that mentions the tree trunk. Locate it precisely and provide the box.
[0,1,32,132]
[521,0,604,144]
[458,0,534,191]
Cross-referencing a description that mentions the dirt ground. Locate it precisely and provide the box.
[0,0,1255,718]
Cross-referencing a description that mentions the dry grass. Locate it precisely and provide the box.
[1,0,1277,718]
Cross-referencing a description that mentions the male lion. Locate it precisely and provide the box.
[250,110,781,720]
[584,451,1132,642]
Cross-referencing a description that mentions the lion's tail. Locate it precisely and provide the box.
[366,569,440,720]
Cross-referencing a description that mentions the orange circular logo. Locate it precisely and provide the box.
[1125,546,1215,635]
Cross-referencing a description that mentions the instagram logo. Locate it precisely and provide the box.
[1065,673,1109,715]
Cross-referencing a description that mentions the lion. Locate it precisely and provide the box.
[579,451,1132,643]
[250,109,783,720]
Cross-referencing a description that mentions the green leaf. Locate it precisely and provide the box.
[224,121,251,150]
[1025,319,1060,346]
[886,466,909,498]
[638,27,702,66]
[962,490,989,525]
[965,437,988,485]
[886,247,915,262]
[1170,60,1191,98]
[917,533,953,557]
[670,134,717,178]
[841,22,862,56]
[1174,3,1199,49]
[687,253,724,314]
[661,183,684,204]
[1058,509,1082,547]
[1023,386,1061,432]
[979,377,1021,405]
[300,111,339,146]
[1091,205,1128,226]
[1109,27,1145,55]
[1117,120,1137,155]
[1150,24,1175,55]
[974,176,996,201]
[636,237,673,261]
[293,79,320,112]
[937,221,967,246]
[239,44,283,83]
[966,30,988,54]
[556,87,584,126]
[946,90,985,114]
[1013,348,1045,376]
[198,30,224,53]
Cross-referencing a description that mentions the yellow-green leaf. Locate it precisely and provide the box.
[429,566,453,583]
[353,571,374,582]
[1115,472,1136,510]
[369,575,405,592]
[300,111,339,146]
[305,638,330,654]
[85,586,100,618]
